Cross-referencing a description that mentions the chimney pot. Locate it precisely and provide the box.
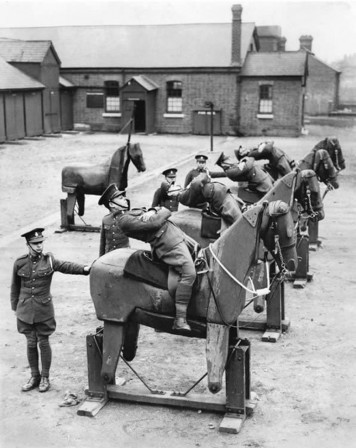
[299,35,313,52]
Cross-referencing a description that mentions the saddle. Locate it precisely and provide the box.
[123,249,207,292]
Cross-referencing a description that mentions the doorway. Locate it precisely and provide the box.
[134,100,146,132]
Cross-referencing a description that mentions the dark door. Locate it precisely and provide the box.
[134,100,146,132]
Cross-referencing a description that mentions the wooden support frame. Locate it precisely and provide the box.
[308,220,322,251]
[59,198,100,233]
[77,333,256,434]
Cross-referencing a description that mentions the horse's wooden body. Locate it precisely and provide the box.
[61,143,146,226]
[88,201,297,395]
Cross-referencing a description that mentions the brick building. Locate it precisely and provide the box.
[0,4,337,138]
[298,36,340,116]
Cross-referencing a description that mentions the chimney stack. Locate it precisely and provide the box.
[231,4,243,65]
[278,37,287,52]
[299,35,313,52]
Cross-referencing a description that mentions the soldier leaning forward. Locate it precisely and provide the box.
[10,228,91,393]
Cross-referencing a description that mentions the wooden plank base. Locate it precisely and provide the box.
[239,318,290,334]
[77,397,108,417]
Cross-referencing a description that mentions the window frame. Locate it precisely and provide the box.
[166,80,183,113]
[258,84,273,114]
[104,80,120,113]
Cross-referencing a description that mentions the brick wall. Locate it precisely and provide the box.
[62,70,239,135]
[304,56,339,115]
[239,78,303,137]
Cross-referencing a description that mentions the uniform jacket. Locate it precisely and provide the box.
[184,168,208,188]
[118,207,187,258]
[151,181,179,212]
[224,157,274,193]
[99,211,130,256]
[11,252,88,324]
[183,173,241,226]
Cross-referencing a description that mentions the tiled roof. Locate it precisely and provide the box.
[241,51,307,77]
[0,23,256,68]
[0,56,45,90]
[0,38,59,63]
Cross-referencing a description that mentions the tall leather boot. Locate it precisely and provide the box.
[172,283,192,331]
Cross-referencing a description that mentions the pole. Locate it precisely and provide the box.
[210,102,214,152]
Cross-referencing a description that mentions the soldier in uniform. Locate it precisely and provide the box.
[98,183,130,257]
[179,172,242,231]
[215,151,274,198]
[10,228,91,393]
[99,184,196,331]
[184,154,209,187]
[151,168,181,212]
[238,141,295,180]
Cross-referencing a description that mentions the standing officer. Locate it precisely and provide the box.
[151,168,181,212]
[184,154,209,188]
[98,183,130,257]
[10,228,91,393]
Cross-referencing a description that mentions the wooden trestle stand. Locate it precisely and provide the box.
[77,331,257,434]
[59,198,100,233]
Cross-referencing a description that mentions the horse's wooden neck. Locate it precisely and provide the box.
[108,145,130,190]
[206,204,264,323]
[259,171,296,208]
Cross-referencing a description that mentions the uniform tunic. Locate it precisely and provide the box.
[151,181,180,212]
[99,211,130,256]
[180,173,242,227]
[10,252,88,324]
[224,157,274,194]
[118,207,196,290]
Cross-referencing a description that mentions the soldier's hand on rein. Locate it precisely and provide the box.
[141,210,156,222]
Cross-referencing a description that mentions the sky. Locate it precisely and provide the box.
[0,0,355,64]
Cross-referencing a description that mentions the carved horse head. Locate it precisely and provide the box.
[298,149,339,189]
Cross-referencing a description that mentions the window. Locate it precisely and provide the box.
[86,91,104,108]
[105,81,120,112]
[166,81,182,113]
[259,85,273,113]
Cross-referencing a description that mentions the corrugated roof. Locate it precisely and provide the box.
[0,56,45,90]
[0,23,256,68]
[0,38,58,64]
[241,52,307,77]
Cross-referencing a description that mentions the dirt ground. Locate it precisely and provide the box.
[0,123,355,448]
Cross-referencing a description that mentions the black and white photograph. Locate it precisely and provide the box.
[0,0,355,447]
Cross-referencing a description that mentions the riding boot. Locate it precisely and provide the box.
[215,152,232,170]
[172,284,192,331]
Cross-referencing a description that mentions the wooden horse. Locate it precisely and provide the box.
[61,143,146,228]
[79,201,297,431]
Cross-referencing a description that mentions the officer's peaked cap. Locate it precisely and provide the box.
[21,227,45,243]
[195,154,208,162]
[162,168,177,178]
[98,183,126,205]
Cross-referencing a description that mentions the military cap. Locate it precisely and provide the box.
[162,168,177,178]
[195,154,208,162]
[98,183,125,206]
[21,227,45,243]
